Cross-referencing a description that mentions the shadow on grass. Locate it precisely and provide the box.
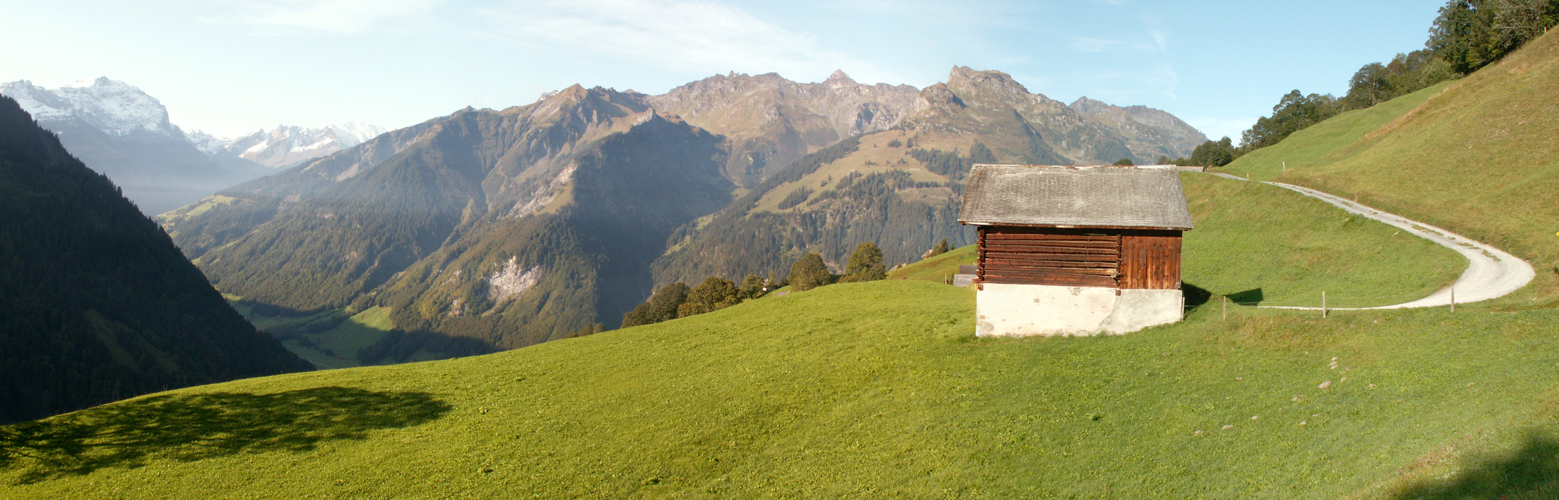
[1394,431,1559,499]
[0,387,450,484]
[1226,288,1264,305]
[1183,282,1212,308]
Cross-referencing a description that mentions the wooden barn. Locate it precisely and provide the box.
[957,164,1193,336]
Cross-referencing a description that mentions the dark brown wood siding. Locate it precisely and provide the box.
[1117,230,1183,290]
[977,227,1122,288]
[976,226,1183,289]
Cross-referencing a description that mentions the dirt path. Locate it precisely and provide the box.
[1206,172,1534,310]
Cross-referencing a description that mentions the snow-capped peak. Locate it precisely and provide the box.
[183,129,231,156]
[210,122,389,169]
[0,77,179,138]
[327,122,387,147]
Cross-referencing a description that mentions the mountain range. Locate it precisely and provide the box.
[199,122,388,170]
[157,67,1206,356]
[0,78,385,216]
[0,94,311,423]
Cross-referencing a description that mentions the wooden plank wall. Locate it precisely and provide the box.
[977,227,1122,288]
[977,226,1183,289]
[1117,230,1182,290]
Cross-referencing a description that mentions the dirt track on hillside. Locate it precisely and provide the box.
[1206,172,1535,310]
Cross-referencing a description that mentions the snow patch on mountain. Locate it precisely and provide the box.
[0,77,181,138]
[216,122,388,169]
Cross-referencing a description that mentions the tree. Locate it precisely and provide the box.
[788,252,832,291]
[1190,137,1236,167]
[678,277,742,317]
[1430,0,1503,74]
[1341,62,1394,109]
[1340,50,1460,111]
[739,273,764,299]
[1239,91,1340,153]
[622,282,689,327]
[1112,158,1135,166]
[930,238,950,257]
[839,242,887,283]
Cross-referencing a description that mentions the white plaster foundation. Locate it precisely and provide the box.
[975,283,1183,337]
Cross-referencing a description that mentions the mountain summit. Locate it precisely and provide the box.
[208,122,389,170]
[0,78,270,215]
[647,70,922,186]
[159,69,1206,360]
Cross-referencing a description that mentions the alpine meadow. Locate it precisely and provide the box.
[4,0,1559,498]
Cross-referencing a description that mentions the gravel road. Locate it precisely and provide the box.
[1206,172,1535,310]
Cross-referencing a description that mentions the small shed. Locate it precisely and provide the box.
[958,164,1193,336]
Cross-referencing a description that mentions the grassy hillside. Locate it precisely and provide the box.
[1179,174,1465,308]
[889,174,1466,308]
[1221,29,1559,307]
[888,244,976,282]
[0,171,1492,497]
[5,280,1557,498]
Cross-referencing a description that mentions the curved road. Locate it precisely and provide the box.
[1206,172,1535,310]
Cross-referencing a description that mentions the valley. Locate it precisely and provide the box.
[158,68,1205,357]
[5,1,1559,495]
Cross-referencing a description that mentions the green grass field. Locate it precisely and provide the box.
[6,30,1557,500]
[224,303,398,369]
[0,170,1496,498]
[890,174,1467,309]
[888,244,976,282]
[1221,29,1559,308]
[1179,173,1465,308]
[4,281,1557,498]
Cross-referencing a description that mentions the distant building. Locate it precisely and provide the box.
[958,164,1193,336]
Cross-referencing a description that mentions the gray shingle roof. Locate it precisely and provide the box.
[958,164,1193,230]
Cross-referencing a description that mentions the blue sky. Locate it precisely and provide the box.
[0,0,1444,142]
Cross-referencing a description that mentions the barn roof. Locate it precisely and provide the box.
[958,164,1194,230]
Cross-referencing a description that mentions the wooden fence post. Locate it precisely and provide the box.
[1451,288,1455,313]
[1322,291,1327,319]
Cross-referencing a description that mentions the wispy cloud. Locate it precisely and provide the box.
[209,0,449,34]
[481,0,895,84]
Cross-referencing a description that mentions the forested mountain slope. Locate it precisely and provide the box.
[161,86,733,346]
[0,96,311,423]
[0,78,271,216]
[1220,28,1559,307]
[159,69,1203,354]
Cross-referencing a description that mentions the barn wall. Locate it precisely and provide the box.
[976,284,1183,337]
[1118,230,1183,290]
[977,227,1121,288]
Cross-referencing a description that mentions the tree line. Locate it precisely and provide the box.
[1164,0,1559,168]
[623,241,889,328]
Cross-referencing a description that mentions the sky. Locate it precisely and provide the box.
[0,0,1446,143]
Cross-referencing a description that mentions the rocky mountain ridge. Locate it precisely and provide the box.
[0,78,268,215]
[159,67,1208,360]
[199,122,389,170]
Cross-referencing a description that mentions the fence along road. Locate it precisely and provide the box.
[1205,172,1535,310]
